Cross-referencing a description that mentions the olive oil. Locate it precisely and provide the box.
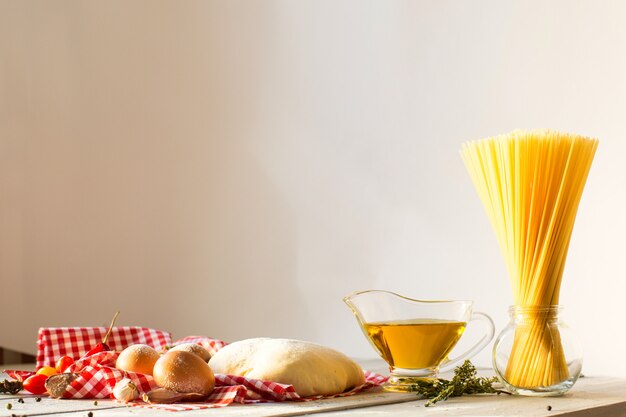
[364,319,466,369]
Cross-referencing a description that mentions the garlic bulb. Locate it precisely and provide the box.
[113,378,139,402]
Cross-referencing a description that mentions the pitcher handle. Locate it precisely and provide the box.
[439,311,495,373]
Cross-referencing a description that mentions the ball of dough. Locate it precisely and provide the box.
[116,344,160,375]
[169,343,211,362]
[153,350,215,395]
[208,338,365,397]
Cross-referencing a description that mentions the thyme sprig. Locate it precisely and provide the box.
[407,360,508,406]
[0,379,23,395]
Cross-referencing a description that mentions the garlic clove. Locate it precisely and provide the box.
[142,388,207,404]
[113,378,140,402]
[45,373,79,398]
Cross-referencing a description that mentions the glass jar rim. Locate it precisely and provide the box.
[508,305,563,314]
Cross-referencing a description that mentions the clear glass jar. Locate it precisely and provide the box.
[492,305,583,396]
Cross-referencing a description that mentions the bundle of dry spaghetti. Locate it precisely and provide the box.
[461,130,597,388]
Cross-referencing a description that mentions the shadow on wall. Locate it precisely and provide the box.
[0,0,313,352]
[14,136,310,349]
[155,141,311,343]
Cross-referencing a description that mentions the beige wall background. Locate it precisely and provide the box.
[1,0,624,375]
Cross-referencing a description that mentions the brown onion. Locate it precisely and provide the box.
[153,350,215,395]
[116,344,160,375]
[169,343,212,362]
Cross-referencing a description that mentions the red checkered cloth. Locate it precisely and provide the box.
[133,370,387,412]
[172,335,227,356]
[36,327,172,368]
[62,351,159,398]
[5,333,387,411]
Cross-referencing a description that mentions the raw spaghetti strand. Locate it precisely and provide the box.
[461,130,597,388]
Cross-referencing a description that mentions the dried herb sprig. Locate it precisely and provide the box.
[0,380,23,395]
[408,360,507,406]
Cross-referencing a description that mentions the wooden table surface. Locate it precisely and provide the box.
[2,360,626,417]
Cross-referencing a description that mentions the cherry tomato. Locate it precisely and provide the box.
[23,374,48,395]
[55,356,75,373]
[36,366,58,377]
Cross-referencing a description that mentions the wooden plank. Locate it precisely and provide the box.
[0,396,126,416]
[552,402,626,417]
[3,365,626,416]
[293,376,626,417]
[0,389,420,417]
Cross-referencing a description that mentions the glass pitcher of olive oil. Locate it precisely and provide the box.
[344,290,495,392]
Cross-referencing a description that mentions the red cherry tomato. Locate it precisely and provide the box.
[23,374,48,395]
[55,356,75,373]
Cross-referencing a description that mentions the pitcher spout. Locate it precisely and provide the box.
[342,290,370,324]
[343,289,411,325]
